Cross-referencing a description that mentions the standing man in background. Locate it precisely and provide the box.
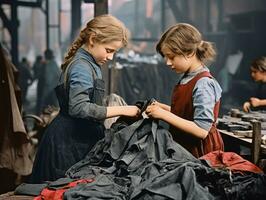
[36,49,60,114]
[17,57,33,106]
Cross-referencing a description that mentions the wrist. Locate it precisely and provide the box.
[252,101,260,107]
[160,109,169,121]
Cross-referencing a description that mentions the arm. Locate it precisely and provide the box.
[146,77,221,139]
[145,105,208,138]
[106,106,140,118]
[68,62,140,120]
[192,77,221,138]
[243,97,266,112]
[153,101,171,111]
[68,62,107,120]
[250,97,266,107]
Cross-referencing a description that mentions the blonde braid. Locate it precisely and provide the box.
[61,28,88,72]
[61,27,90,86]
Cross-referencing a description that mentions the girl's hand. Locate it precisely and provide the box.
[243,101,251,112]
[145,103,165,119]
[152,100,171,111]
[250,97,261,107]
[152,100,162,107]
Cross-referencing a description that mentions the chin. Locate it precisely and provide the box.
[100,61,107,65]
[175,70,183,74]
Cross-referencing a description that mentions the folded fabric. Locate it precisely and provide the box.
[14,183,48,196]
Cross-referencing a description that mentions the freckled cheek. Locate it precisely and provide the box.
[98,52,107,60]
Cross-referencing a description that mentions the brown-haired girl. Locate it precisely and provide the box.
[243,56,266,112]
[30,15,140,183]
[145,23,224,158]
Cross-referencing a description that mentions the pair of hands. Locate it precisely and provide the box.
[243,97,261,112]
[145,101,167,119]
[126,101,166,119]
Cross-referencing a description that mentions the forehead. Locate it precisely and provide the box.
[161,45,174,56]
[102,40,123,50]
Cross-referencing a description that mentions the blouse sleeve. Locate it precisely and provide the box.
[192,77,222,131]
[67,60,107,120]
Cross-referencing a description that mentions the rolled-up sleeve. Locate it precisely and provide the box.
[192,77,222,131]
[67,61,107,120]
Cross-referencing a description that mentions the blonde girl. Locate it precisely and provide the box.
[30,15,140,183]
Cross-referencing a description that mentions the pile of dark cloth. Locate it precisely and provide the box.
[16,117,266,199]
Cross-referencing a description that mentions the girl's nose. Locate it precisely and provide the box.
[107,53,114,60]
[166,58,172,66]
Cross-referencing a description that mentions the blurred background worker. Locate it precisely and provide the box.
[243,57,266,112]
[35,49,60,114]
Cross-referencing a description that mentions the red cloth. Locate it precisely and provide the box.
[170,71,224,158]
[34,178,94,200]
[201,150,263,174]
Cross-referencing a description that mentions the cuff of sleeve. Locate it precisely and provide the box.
[88,106,107,120]
[99,106,107,120]
[194,120,212,132]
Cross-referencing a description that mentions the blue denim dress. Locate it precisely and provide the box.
[30,48,106,183]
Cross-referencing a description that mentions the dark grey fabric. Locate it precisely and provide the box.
[65,119,199,179]
[14,183,48,196]
[47,177,78,189]
[64,119,214,200]
[224,173,266,200]
[26,117,266,199]
[64,174,129,200]
[130,160,215,200]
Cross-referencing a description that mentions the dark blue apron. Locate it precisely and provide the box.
[29,59,105,183]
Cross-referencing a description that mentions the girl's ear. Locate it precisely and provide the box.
[187,51,196,58]
[88,34,96,46]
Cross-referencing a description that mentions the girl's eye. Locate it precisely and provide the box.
[167,56,174,60]
[164,54,174,60]
[106,49,113,53]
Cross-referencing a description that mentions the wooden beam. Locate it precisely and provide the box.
[0,7,12,33]
[94,0,108,16]
[71,0,81,42]
[251,120,262,164]
[166,0,184,22]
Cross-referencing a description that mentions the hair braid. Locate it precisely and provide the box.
[61,28,88,72]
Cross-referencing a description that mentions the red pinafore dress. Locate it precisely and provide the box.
[169,71,224,158]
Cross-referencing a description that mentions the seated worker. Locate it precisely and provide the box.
[243,56,266,112]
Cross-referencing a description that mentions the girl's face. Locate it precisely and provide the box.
[87,40,123,66]
[250,67,266,82]
[161,47,192,74]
